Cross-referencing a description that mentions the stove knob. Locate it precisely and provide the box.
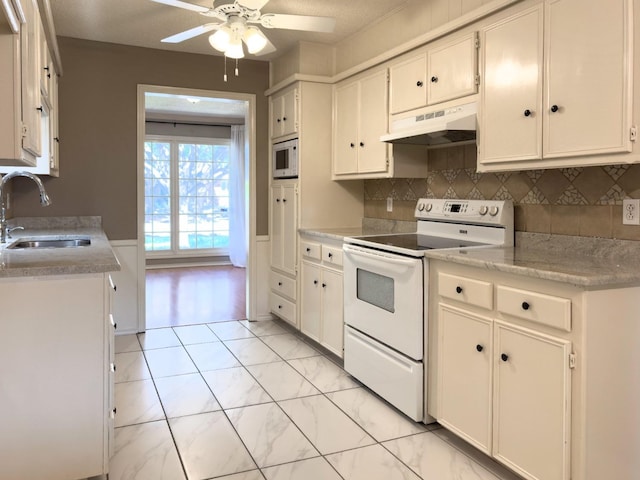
[425,203,433,212]
[479,205,488,215]
[417,202,425,211]
[489,206,499,216]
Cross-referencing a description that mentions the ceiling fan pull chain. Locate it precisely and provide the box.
[224,54,228,82]
[235,58,239,76]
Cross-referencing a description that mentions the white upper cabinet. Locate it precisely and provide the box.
[390,32,478,115]
[20,0,42,158]
[0,0,61,169]
[271,86,298,139]
[479,0,633,171]
[333,68,391,178]
[479,5,544,163]
[389,54,427,114]
[544,0,631,158]
[427,32,479,105]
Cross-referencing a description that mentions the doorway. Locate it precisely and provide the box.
[137,85,257,331]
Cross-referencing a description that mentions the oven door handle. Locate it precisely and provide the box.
[343,244,419,272]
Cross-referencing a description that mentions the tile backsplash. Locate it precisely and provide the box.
[364,145,640,240]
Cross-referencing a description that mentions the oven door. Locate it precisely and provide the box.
[343,243,424,360]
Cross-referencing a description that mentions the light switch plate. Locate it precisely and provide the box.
[623,199,640,225]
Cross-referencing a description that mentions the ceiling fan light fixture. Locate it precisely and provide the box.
[209,26,231,52]
[243,26,267,54]
[225,37,245,58]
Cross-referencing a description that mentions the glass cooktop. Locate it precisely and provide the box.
[349,233,486,252]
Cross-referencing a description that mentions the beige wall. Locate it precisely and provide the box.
[11,37,270,239]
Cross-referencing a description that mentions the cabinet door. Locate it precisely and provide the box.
[321,268,344,357]
[428,33,478,105]
[281,88,298,137]
[270,186,283,270]
[358,69,389,174]
[20,0,42,157]
[389,54,427,114]
[300,261,321,342]
[544,0,632,158]
[281,183,297,275]
[493,322,571,480]
[0,275,106,479]
[49,68,59,174]
[437,304,493,454]
[479,5,543,165]
[333,81,359,175]
[271,95,283,138]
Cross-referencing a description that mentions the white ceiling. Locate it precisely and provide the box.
[50,0,411,62]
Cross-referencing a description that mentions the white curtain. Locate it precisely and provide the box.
[229,125,247,267]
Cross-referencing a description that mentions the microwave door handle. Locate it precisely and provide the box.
[343,244,418,273]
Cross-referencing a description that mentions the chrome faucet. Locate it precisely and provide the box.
[0,172,52,243]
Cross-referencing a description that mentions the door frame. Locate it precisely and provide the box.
[136,84,258,330]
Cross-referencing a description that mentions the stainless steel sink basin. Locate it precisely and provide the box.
[7,237,91,249]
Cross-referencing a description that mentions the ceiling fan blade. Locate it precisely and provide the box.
[161,23,220,43]
[151,0,211,14]
[236,0,269,10]
[253,37,276,56]
[258,13,336,33]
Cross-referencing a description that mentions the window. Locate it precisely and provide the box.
[144,136,230,256]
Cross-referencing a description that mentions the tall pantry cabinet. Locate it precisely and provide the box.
[269,81,363,328]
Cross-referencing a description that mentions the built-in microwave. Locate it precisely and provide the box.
[272,138,298,179]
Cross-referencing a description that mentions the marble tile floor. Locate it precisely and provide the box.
[112,319,522,480]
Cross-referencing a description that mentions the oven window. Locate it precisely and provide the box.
[275,149,289,170]
[356,268,395,313]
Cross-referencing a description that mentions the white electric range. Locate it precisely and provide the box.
[342,198,514,422]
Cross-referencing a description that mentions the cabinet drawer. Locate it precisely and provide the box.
[270,292,297,326]
[438,272,493,310]
[270,271,296,301]
[496,285,571,332]
[322,245,343,267]
[301,241,321,260]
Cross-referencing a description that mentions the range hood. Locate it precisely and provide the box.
[380,102,477,146]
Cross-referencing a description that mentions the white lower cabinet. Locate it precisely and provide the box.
[0,273,115,480]
[300,235,345,357]
[430,260,640,480]
[493,321,571,480]
[301,262,343,356]
[438,305,493,453]
[433,264,572,480]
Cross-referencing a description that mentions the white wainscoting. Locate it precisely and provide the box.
[110,240,140,334]
[255,235,275,321]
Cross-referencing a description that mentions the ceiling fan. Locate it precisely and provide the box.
[151,0,337,58]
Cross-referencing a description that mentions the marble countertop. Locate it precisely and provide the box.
[299,219,418,241]
[299,227,365,241]
[425,233,640,288]
[0,216,121,278]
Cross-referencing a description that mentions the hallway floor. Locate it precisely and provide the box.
[112,319,520,480]
[145,266,246,328]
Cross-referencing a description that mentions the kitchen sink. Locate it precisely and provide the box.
[7,237,91,249]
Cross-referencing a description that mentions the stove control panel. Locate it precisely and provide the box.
[415,199,513,226]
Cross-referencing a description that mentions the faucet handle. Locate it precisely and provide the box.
[7,226,24,238]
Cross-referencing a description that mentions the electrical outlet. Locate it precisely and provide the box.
[386,197,393,212]
[623,199,640,225]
